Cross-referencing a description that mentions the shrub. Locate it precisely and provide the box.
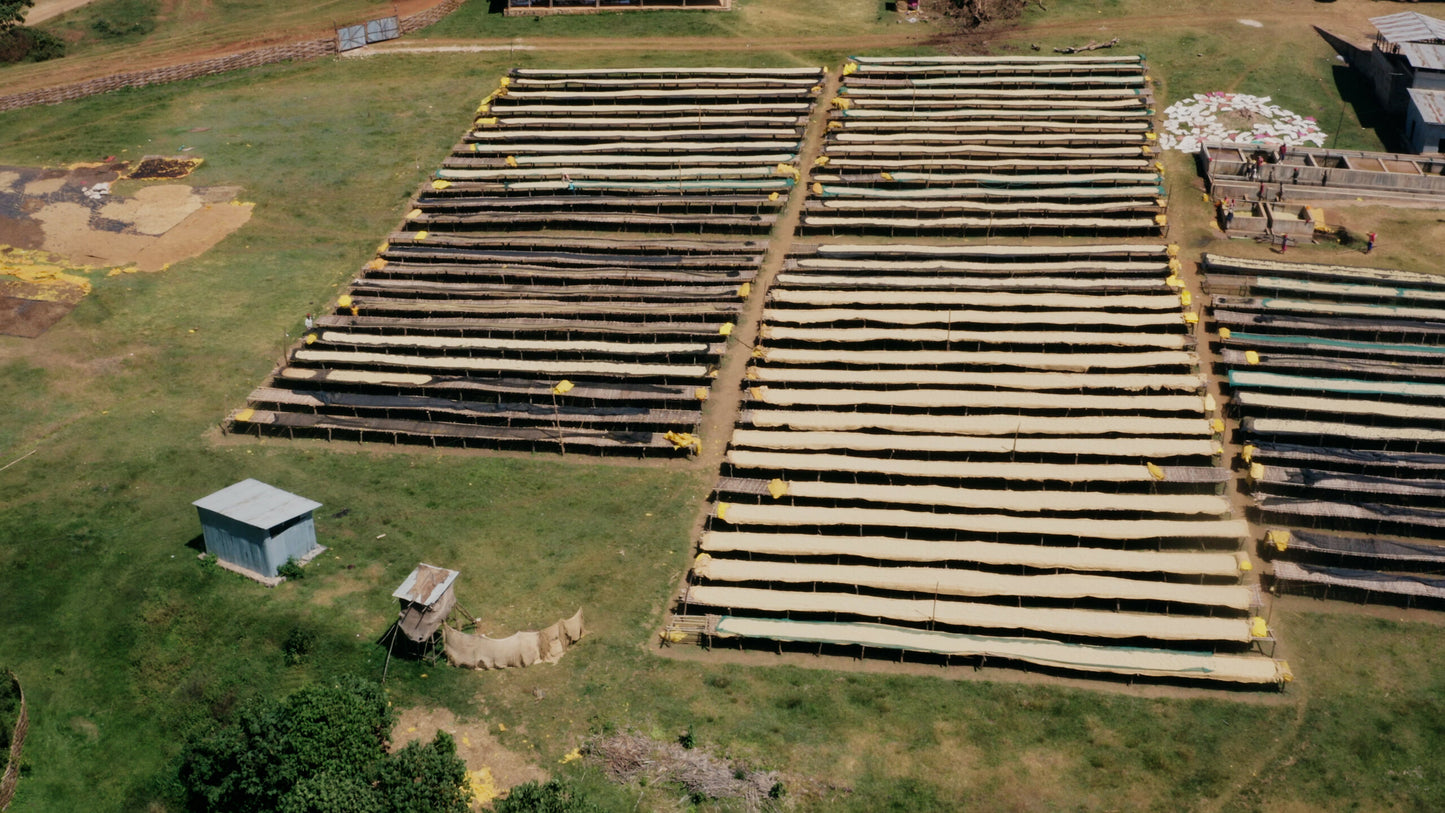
[277,557,305,580]
[0,26,64,63]
[87,0,157,41]
[282,626,317,666]
[494,778,602,813]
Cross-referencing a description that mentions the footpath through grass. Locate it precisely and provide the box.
[2,5,1445,810]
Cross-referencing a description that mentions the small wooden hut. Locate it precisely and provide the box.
[392,563,461,645]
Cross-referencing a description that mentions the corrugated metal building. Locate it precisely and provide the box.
[1359,13,1445,153]
[193,479,322,578]
[1406,88,1445,154]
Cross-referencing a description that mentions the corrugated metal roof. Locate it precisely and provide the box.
[1398,42,1445,73]
[392,563,460,606]
[1372,12,1445,45]
[1409,88,1445,125]
[192,479,322,530]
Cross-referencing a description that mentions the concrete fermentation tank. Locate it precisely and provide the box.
[192,479,322,578]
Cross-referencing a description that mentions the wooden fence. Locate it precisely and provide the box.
[0,670,27,812]
[0,0,466,114]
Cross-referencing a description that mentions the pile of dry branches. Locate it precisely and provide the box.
[587,732,783,810]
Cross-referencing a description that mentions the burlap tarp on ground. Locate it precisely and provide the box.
[443,609,584,670]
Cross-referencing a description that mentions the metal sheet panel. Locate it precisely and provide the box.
[198,510,270,575]
[192,479,321,532]
[393,563,461,605]
[337,24,366,52]
[366,16,400,43]
[1410,88,1445,125]
[1371,12,1445,45]
[1398,42,1445,73]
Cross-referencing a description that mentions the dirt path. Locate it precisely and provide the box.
[675,66,841,579]
[26,0,100,25]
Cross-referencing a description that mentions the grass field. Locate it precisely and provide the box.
[4,1,1445,810]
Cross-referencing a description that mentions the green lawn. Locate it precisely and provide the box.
[419,0,897,41]
[3,3,1445,810]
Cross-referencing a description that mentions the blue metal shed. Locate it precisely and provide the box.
[193,479,322,578]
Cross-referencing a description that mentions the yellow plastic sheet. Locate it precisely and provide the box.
[665,431,701,453]
[1245,350,1260,364]
[552,380,574,395]
[1267,529,1291,551]
[768,479,788,499]
[1146,462,1166,481]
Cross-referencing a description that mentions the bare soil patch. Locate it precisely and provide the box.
[0,162,252,335]
[0,296,73,338]
[392,706,547,809]
[25,0,103,26]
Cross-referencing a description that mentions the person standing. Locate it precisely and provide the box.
[1366,232,1377,253]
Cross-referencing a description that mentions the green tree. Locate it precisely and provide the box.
[178,677,466,813]
[278,772,385,813]
[0,0,33,33]
[372,731,470,813]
